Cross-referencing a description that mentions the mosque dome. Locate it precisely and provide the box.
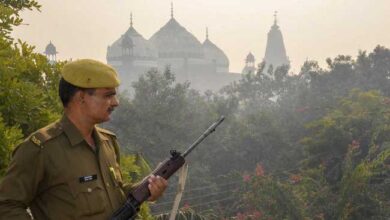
[107,25,157,59]
[45,41,57,55]
[149,18,204,59]
[121,33,134,49]
[202,38,229,67]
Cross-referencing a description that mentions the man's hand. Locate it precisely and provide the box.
[147,175,168,202]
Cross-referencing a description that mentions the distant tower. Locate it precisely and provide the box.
[263,11,289,70]
[245,52,255,68]
[44,41,57,63]
[242,52,256,74]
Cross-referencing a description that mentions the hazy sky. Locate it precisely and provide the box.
[13,0,390,74]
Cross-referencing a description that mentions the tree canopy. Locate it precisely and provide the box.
[107,45,390,219]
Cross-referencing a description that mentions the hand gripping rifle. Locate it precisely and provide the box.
[111,116,225,220]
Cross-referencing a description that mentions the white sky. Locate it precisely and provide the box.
[13,0,390,74]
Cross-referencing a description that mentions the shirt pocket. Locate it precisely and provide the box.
[67,179,106,216]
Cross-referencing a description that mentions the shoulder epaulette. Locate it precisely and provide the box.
[30,135,42,148]
[29,121,63,148]
[96,127,117,137]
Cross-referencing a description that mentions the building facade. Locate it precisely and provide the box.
[106,9,239,93]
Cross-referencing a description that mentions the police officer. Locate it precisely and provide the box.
[0,59,168,219]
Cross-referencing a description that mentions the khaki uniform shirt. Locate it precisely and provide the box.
[0,115,130,220]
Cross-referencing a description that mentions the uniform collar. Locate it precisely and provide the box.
[60,115,109,146]
[94,126,109,141]
[60,115,85,146]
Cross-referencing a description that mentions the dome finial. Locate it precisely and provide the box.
[130,12,133,27]
[274,11,278,25]
[171,2,174,19]
[206,27,209,40]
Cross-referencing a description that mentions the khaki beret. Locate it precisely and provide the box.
[61,59,120,88]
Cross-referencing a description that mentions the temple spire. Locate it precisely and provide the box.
[263,11,289,71]
[273,11,278,26]
[130,12,133,27]
[206,27,209,40]
[171,2,174,19]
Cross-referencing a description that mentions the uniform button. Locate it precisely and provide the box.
[87,188,92,193]
[106,183,110,187]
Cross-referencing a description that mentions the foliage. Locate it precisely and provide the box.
[0,113,23,175]
[0,0,63,178]
[0,0,40,41]
[107,68,217,167]
[108,45,390,218]
[240,165,305,220]
[120,153,154,220]
[0,38,63,135]
[120,153,151,183]
[336,143,390,219]
[301,90,390,179]
[0,37,63,177]
[356,46,390,96]
[155,208,208,220]
[281,90,390,219]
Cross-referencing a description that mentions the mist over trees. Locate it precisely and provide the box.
[107,46,390,219]
[1,0,389,219]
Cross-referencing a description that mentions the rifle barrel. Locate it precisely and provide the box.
[182,116,225,158]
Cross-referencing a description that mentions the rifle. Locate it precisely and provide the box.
[111,116,225,220]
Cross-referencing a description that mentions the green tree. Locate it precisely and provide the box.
[108,68,215,165]
[356,46,390,96]
[0,114,23,175]
[0,39,63,135]
[119,153,154,220]
[0,0,40,41]
[297,90,390,219]
[301,90,389,169]
[155,209,208,220]
[0,0,63,177]
[240,165,305,220]
[337,143,390,219]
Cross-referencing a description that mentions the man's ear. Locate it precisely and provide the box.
[75,90,85,104]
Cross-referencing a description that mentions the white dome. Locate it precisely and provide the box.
[107,26,157,59]
[149,18,204,58]
[202,39,229,67]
